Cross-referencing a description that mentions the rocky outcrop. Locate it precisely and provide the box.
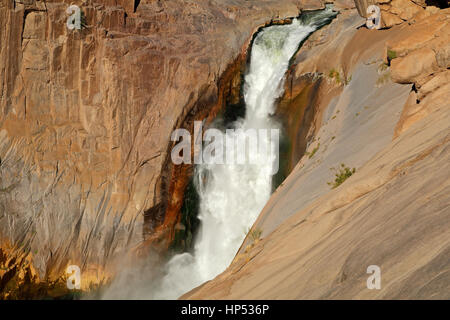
[387,8,450,137]
[0,0,328,291]
[355,0,448,27]
[183,5,450,299]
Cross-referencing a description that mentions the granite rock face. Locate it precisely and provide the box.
[183,6,450,300]
[388,8,450,137]
[1,0,448,298]
[0,0,326,285]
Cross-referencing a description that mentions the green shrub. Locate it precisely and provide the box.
[327,164,356,188]
[247,227,262,242]
[329,69,351,85]
[387,49,397,61]
[307,143,320,159]
[328,68,341,84]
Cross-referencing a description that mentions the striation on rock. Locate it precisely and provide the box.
[0,0,327,289]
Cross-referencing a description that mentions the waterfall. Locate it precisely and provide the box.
[101,7,337,300]
[152,8,337,299]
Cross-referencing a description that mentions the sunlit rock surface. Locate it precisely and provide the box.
[0,0,326,289]
[183,6,450,299]
[1,0,448,298]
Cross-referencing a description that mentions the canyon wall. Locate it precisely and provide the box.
[0,0,328,289]
[1,0,448,298]
[184,3,450,299]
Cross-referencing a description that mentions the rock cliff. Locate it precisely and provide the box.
[183,3,450,299]
[0,0,327,292]
[1,0,448,299]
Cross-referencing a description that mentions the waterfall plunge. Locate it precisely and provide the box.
[153,9,337,299]
[101,7,337,300]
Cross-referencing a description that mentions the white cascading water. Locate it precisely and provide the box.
[151,8,338,299]
[100,8,337,300]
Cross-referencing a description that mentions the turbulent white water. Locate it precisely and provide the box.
[150,9,337,300]
[102,8,337,300]
[151,8,337,300]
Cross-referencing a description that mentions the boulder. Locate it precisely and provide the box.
[382,10,404,26]
[418,70,450,100]
[390,0,424,20]
[390,47,439,83]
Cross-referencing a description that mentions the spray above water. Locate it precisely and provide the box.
[103,7,337,300]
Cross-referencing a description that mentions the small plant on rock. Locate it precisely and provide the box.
[306,143,320,159]
[327,163,356,189]
[328,68,341,84]
[387,49,397,62]
[344,74,352,85]
[247,227,263,243]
